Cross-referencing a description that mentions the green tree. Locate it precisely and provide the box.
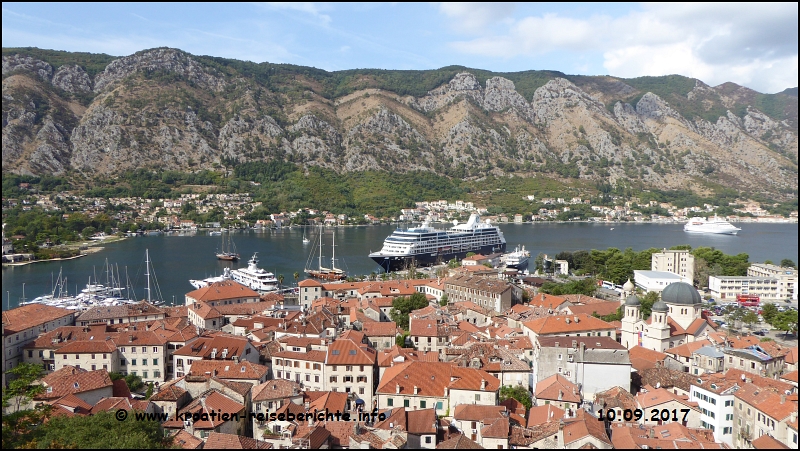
[439,294,449,307]
[741,310,759,330]
[780,259,797,269]
[390,292,430,330]
[278,274,285,290]
[761,303,779,325]
[30,410,171,448]
[640,291,659,320]
[499,385,532,410]
[2,362,44,413]
[396,333,410,348]
[773,310,798,337]
[293,271,300,286]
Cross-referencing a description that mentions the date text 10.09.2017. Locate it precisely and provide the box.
[596,408,690,423]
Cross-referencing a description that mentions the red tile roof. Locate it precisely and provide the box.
[362,321,399,337]
[752,434,790,449]
[38,366,113,400]
[523,314,615,335]
[188,360,269,380]
[178,391,244,429]
[3,304,74,334]
[326,337,377,365]
[453,404,506,422]
[252,379,302,401]
[185,280,260,302]
[205,432,272,449]
[377,361,500,395]
[527,404,565,427]
[407,408,437,434]
[535,374,581,403]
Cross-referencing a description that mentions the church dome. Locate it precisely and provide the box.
[623,279,635,292]
[652,300,668,312]
[625,295,641,306]
[661,282,701,305]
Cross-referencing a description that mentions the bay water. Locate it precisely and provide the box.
[2,222,797,309]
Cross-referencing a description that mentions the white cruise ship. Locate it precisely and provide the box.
[230,253,278,292]
[684,215,741,235]
[369,213,506,272]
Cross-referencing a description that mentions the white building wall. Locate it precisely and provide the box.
[578,363,631,398]
[690,386,734,447]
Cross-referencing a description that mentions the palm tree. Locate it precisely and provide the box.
[293,271,300,287]
[278,274,284,290]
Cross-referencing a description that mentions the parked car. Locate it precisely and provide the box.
[753,329,767,336]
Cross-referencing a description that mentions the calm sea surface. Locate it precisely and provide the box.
[2,222,797,309]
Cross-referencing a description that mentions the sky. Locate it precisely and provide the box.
[2,2,797,94]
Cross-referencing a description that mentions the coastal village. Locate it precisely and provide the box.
[2,242,798,449]
[2,188,796,265]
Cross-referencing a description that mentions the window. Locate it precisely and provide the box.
[315,375,319,383]
[154,371,160,378]
[425,436,432,444]
[142,371,148,379]
[436,401,443,410]
[132,347,136,353]
[723,427,732,435]
[726,414,733,421]
[475,394,480,401]
[91,365,96,370]
[143,359,148,366]
[420,400,427,408]
[346,365,353,371]
[63,354,67,359]
[153,358,158,365]
[558,354,562,360]
[359,387,365,394]
[725,400,733,407]
[132,359,137,366]
[404,399,409,407]
[152,347,158,353]
[332,365,337,371]
[330,376,338,383]
[388,398,393,407]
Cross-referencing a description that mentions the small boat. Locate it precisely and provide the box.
[684,215,741,235]
[209,231,222,236]
[302,229,310,244]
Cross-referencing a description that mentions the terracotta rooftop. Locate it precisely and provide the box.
[565,302,621,317]
[453,404,507,422]
[628,346,670,371]
[75,301,165,322]
[407,408,437,435]
[38,366,113,400]
[90,397,151,414]
[362,321,399,337]
[528,293,568,310]
[205,432,272,449]
[3,303,75,334]
[326,337,377,365]
[635,386,697,409]
[185,280,260,302]
[252,379,301,402]
[188,360,269,380]
[752,434,790,449]
[523,314,615,335]
[527,404,565,427]
[563,411,611,446]
[377,346,440,367]
[436,433,485,449]
[377,361,500,395]
[594,386,637,412]
[150,384,188,402]
[535,374,581,403]
[178,390,244,429]
[665,339,712,358]
[169,430,204,449]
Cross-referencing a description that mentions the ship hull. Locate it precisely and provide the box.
[370,243,506,272]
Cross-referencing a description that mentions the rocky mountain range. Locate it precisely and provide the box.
[2,47,797,199]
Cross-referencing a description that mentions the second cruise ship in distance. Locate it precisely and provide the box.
[684,215,742,235]
[369,213,506,272]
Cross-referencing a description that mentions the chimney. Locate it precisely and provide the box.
[128,335,134,343]
[574,316,579,323]
[480,379,486,390]
[565,318,570,324]
[558,390,563,400]
[396,384,401,394]
[781,394,787,403]
[648,427,654,439]
[414,386,419,395]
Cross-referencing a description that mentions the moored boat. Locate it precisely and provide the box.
[684,215,741,235]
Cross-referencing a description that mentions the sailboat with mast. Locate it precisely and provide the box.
[143,249,165,305]
[215,230,240,261]
[304,226,346,280]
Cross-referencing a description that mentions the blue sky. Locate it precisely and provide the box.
[2,2,797,93]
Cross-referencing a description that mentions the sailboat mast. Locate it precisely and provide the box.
[318,226,323,270]
[145,249,151,303]
[331,231,336,270]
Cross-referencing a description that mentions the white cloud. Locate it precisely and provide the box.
[264,2,332,25]
[442,3,798,92]
[438,2,516,34]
